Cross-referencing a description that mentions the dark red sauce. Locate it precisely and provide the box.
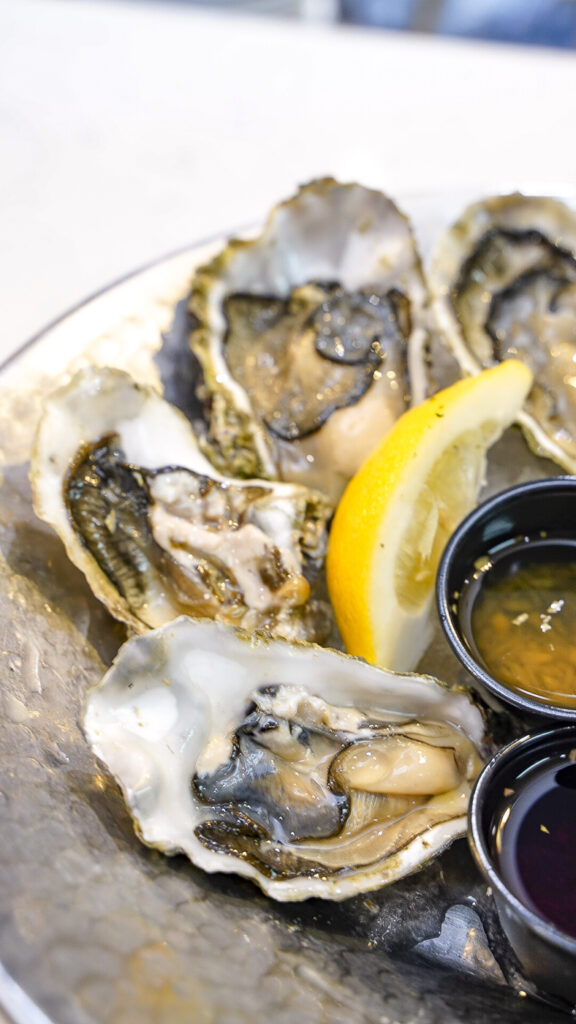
[492,753,576,938]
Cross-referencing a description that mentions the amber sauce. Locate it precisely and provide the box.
[464,540,576,708]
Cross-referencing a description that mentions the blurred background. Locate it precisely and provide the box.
[338,0,576,46]
[2,0,576,363]
[81,0,576,48]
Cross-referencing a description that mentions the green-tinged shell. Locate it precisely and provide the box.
[30,366,333,643]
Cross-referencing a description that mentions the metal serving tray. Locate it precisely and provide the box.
[0,193,570,1024]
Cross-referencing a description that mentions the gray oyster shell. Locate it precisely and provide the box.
[30,366,333,643]
[189,178,432,502]
[430,192,576,472]
[84,617,485,902]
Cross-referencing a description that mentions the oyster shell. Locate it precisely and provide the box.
[430,192,576,472]
[189,178,431,502]
[84,617,485,902]
[30,367,332,642]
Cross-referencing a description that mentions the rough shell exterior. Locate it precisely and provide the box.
[430,192,576,473]
[189,178,432,502]
[84,617,486,902]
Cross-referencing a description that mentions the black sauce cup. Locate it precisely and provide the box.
[436,477,576,725]
[468,727,576,1008]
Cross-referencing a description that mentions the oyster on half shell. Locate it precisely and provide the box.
[430,192,576,472]
[84,618,485,902]
[30,367,332,642]
[189,178,431,502]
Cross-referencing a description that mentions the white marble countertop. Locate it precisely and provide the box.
[1,0,575,363]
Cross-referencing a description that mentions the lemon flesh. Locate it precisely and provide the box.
[326,360,534,672]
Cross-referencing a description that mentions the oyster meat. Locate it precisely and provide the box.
[31,367,332,642]
[84,617,485,901]
[189,178,432,501]
[430,192,576,472]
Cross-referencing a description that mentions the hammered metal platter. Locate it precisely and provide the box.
[0,193,572,1024]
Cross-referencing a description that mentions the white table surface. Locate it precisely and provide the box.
[1,0,576,365]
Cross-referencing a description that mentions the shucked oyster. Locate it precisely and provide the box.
[31,368,332,642]
[84,618,485,902]
[189,178,431,501]
[430,193,576,472]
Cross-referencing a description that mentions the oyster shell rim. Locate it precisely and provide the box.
[83,616,487,903]
[188,176,433,496]
[29,365,334,641]
[429,190,576,474]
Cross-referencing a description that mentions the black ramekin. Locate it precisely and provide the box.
[468,726,576,1007]
[436,477,576,724]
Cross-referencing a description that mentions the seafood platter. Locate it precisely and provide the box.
[1,179,576,1023]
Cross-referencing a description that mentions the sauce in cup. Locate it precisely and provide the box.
[491,748,576,938]
[462,538,576,710]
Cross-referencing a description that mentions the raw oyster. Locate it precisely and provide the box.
[189,178,431,501]
[30,367,332,642]
[430,193,576,472]
[84,617,485,902]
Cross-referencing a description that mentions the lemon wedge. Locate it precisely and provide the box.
[326,360,533,672]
